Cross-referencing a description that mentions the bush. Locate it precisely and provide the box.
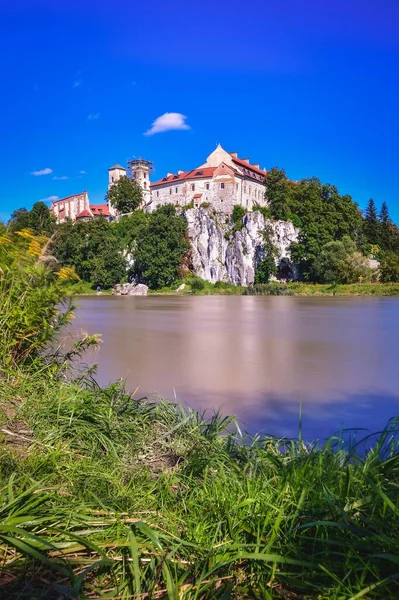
[189,277,205,293]
[231,205,246,230]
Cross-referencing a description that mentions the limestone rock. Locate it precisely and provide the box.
[128,283,148,296]
[185,208,298,286]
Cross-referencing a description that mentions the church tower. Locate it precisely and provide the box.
[127,158,153,205]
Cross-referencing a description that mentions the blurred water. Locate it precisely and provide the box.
[68,295,399,442]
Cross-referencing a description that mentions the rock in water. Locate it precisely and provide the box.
[185,208,298,286]
[128,283,148,296]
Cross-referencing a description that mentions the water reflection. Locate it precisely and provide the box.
[69,296,399,440]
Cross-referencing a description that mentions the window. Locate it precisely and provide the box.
[157,191,159,197]
[144,172,147,178]
[220,182,225,189]
[244,185,247,193]
[191,184,195,191]
[206,183,210,190]
[143,182,147,189]
[169,188,172,194]
[175,187,178,193]
[111,176,114,182]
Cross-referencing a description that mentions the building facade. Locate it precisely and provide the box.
[149,145,266,213]
[51,145,267,224]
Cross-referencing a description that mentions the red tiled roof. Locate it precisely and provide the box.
[53,191,87,203]
[150,167,217,187]
[90,204,110,216]
[231,156,266,177]
[193,193,202,198]
[76,209,92,219]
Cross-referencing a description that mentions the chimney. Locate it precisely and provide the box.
[253,164,260,169]
[230,152,238,158]
[178,169,184,175]
[166,172,173,177]
[242,158,250,163]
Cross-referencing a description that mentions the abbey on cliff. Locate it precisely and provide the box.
[51,145,267,223]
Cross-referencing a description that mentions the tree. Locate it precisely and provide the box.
[30,202,56,234]
[8,203,55,234]
[314,235,377,283]
[289,178,363,280]
[52,218,126,288]
[133,205,190,289]
[265,167,292,221]
[364,199,379,246]
[254,226,278,283]
[380,252,399,283]
[106,176,143,214]
[379,202,392,251]
[8,208,32,232]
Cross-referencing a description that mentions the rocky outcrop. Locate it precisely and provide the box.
[185,209,298,286]
[113,283,149,296]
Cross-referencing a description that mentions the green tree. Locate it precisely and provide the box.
[380,251,399,283]
[133,205,190,289]
[314,235,377,283]
[289,178,363,280]
[379,202,392,251]
[254,226,278,283]
[106,176,143,214]
[265,167,293,221]
[8,203,55,234]
[364,199,379,246]
[8,208,32,232]
[52,218,126,288]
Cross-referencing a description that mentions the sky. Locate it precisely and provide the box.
[0,0,398,223]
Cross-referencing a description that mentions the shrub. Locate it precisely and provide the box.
[244,283,293,295]
[189,277,205,293]
[231,205,246,230]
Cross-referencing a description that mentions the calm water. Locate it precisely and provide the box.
[70,295,399,441]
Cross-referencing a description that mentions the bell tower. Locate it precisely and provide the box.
[108,164,126,189]
[127,158,153,205]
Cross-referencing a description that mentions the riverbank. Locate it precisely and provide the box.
[66,279,399,297]
[1,369,399,599]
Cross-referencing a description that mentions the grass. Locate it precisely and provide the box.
[0,371,399,598]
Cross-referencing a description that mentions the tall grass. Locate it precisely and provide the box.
[1,230,399,598]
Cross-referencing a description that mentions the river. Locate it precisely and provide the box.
[70,295,399,441]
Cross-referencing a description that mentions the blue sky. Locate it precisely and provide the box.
[1,0,398,222]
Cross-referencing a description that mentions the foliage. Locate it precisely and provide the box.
[189,276,205,293]
[265,166,293,220]
[313,235,378,284]
[0,229,79,369]
[231,204,246,230]
[133,205,190,289]
[111,210,149,254]
[380,251,399,283]
[8,202,56,234]
[252,203,272,219]
[52,218,126,289]
[288,178,364,280]
[254,226,278,283]
[364,198,380,246]
[106,175,143,214]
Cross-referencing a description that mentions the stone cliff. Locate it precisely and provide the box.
[185,208,298,286]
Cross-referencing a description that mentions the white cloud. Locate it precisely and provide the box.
[79,170,87,175]
[53,175,68,180]
[87,112,100,120]
[144,112,190,136]
[40,195,59,203]
[73,80,82,88]
[31,168,52,176]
